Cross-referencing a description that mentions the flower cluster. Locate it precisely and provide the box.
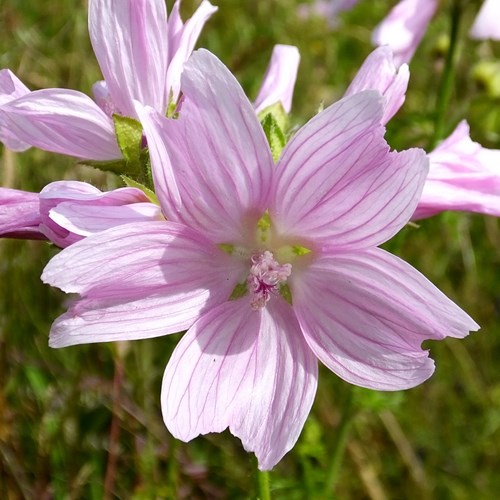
[2,0,497,471]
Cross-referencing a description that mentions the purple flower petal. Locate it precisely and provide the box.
[372,0,438,66]
[43,221,244,347]
[470,0,500,41]
[414,120,500,219]
[166,0,218,103]
[344,45,409,124]
[254,44,300,114]
[147,49,274,243]
[0,187,45,240]
[1,89,121,160]
[271,91,428,250]
[292,248,479,390]
[89,0,169,117]
[162,298,318,470]
[0,69,31,151]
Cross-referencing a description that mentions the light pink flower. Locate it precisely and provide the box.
[0,0,216,160]
[298,0,360,28]
[372,0,438,66]
[470,0,500,41]
[0,181,161,246]
[413,121,500,219]
[254,45,301,114]
[42,50,478,469]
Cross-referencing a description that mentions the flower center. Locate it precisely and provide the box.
[247,251,291,310]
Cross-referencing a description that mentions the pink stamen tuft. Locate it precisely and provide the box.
[247,250,291,310]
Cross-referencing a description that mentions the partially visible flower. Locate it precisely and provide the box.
[0,0,217,160]
[413,121,500,219]
[470,0,500,41]
[42,50,478,470]
[254,45,300,114]
[0,181,161,246]
[298,0,359,28]
[372,0,499,66]
[372,0,438,67]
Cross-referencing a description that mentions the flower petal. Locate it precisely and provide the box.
[162,298,318,470]
[43,221,244,347]
[372,0,438,66]
[166,0,218,102]
[344,46,409,124]
[292,249,479,390]
[271,91,428,250]
[146,49,274,244]
[89,0,168,116]
[39,180,160,247]
[254,44,300,114]
[414,120,500,219]
[1,89,121,160]
[0,187,45,240]
[470,0,500,41]
[0,69,31,151]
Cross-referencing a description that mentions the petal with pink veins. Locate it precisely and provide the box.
[254,44,301,114]
[89,0,168,117]
[1,89,121,160]
[43,221,245,347]
[166,0,218,103]
[271,91,428,250]
[344,46,409,124]
[292,248,479,390]
[414,121,500,219]
[162,298,318,470]
[146,49,274,244]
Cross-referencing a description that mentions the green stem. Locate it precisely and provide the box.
[323,387,355,496]
[430,0,463,149]
[257,468,271,500]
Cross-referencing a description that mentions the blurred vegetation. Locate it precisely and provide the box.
[1,0,499,498]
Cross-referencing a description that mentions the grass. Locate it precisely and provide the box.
[1,0,500,498]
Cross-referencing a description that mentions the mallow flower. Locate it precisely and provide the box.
[372,0,500,66]
[0,0,217,160]
[41,50,478,469]
[0,181,161,246]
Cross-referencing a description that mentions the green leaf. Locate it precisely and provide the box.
[113,114,144,165]
[121,175,159,205]
[261,112,286,163]
[79,158,139,176]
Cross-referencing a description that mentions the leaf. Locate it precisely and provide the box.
[113,114,144,165]
[121,175,159,205]
[261,112,286,163]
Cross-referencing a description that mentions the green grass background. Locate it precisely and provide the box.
[1,0,499,498]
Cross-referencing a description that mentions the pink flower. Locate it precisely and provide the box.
[470,0,500,41]
[413,121,500,219]
[0,0,216,160]
[0,181,161,246]
[372,0,438,66]
[372,0,499,66]
[254,45,301,114]
[42,50,478,470]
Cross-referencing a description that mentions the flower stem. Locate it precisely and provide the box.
[323,386,355,496]
[257,467,271,500]
[430,0,463,149]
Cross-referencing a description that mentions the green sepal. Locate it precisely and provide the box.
[280,283,293,306]
[113,114,144,165]
[121,175,159,205]
[229,282,248,301]
[78,158,139,176]
[260,111,287,163]
[257,101,289,134]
